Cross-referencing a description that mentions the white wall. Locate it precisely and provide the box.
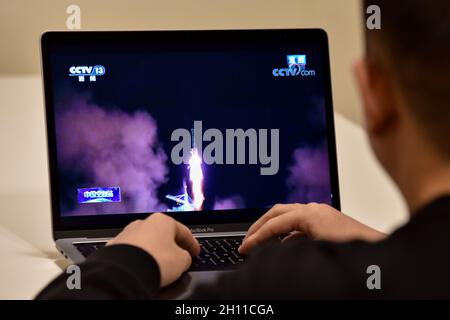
[0,0,364,124]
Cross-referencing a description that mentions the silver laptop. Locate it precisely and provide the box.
[41,29,340,280]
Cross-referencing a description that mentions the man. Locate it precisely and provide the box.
[37,0,450,299]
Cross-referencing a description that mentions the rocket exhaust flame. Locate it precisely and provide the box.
[166,124,205,212]
[188,148,205,210]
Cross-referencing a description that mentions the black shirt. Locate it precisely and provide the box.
[36,196,450,299]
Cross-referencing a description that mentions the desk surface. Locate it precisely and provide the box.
[0,75,408,299]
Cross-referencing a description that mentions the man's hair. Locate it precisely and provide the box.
[363,1,450,157]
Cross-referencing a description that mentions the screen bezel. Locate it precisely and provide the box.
[41,29,340,240]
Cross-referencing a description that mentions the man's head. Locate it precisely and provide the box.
[354,0,450,207]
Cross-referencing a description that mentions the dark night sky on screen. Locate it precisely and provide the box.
[50,40,332,216]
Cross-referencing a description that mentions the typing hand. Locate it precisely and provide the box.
[108,213,200,287]
[239,203,386,255]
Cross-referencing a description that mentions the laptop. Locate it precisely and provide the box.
[41,29,340,274]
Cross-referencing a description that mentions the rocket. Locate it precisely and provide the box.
[189,125,205,210]
[166,122,205,211]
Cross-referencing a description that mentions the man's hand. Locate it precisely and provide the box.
[239,203,386,254]
[108,213,200,287]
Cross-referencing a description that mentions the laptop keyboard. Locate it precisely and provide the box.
[73,236,245,271]
[192,236,245,271]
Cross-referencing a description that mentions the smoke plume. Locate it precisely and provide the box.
[286,143,332,205]
[56,97,168,215]
[213,195,245,210]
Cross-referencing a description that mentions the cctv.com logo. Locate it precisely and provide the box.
[272,55,316,77]
[69,65,106,82]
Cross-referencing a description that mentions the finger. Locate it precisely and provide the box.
[177,247,193,272]
[107,219,142,246]
[239,210,304,254]
[245,204,301,240]
[146,213,200,256]
[281,231,306,243]
[174,221,201,257]
[123,219,143,231]
[160,247,192,288]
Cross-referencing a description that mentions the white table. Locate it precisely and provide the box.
[0,75,408,299]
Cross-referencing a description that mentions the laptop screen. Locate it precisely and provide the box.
[42,30,339,232]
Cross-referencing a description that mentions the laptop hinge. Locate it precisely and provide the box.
[193,231,246,238]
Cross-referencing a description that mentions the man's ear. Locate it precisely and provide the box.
[353,59,397,136]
